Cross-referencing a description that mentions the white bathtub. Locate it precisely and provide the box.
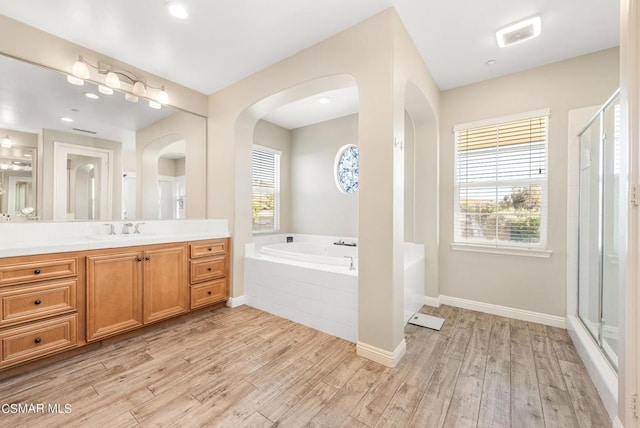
[244,234,424,343]
[260,242,357,267]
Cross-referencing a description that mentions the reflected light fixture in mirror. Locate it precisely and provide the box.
[168,2,189,19]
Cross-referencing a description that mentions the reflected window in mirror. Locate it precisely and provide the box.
[0,132,38,220]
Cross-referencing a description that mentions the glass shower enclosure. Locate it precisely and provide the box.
[578,90,620,369]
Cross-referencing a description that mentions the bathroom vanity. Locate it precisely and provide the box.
[0,220,230,375]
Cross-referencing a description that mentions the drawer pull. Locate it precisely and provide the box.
[34,269,41,275]
[207,267,212,271]
[137,257,142,262]
[207,247,212,251]
[34,337,42,344]
[145,256,150,261]
[207,291,212,295]
[34,299,42,305]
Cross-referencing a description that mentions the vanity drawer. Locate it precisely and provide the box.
[190,278,228,309]
[0,279,77,327]
[190,256,226,283]
[0,314,77,367]
[190,239,227,258]
[0,258,77,287]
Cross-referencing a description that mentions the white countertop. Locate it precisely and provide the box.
[0,220,230,258]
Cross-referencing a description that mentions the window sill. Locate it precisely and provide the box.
[451,243,552,258]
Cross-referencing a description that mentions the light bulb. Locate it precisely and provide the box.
[149,100,162,109]
[125,93,139,103]
[105,71,120,89]
[98,85,113,95]
[157,87,169,104]
[72,58,90,79]
[1,135,12,148]
[67,75,84,86]
[132,81,147,96]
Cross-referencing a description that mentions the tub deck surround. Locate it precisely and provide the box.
[244,234,425,347]
[0,219,230,257]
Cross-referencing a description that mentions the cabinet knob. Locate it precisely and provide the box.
[145,256,150,261]
[207,267,212,271]
[34,269,41,275]
[207,291,212,295]
[34,337,42,344]
[137,257,142,262]
[207,248,212,251]
[34,299,42,305]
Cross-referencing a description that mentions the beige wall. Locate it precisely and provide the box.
[253,120,292,233]
[439,47,620,317]
[136,112,207,220]
[290,114,358,237]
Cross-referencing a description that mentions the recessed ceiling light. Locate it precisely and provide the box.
[60,117,74,123]
[168,2,188,19]
[318,96,332,104]
[84,92,99,99]
[496,16,541,48]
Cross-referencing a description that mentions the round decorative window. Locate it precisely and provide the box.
[335,144,359,193]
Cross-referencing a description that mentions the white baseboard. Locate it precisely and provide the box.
[423,296,440,308]
[226,295,245,308]
[437,295,566,328]
[356,339,406,368]
[612,416,623,428]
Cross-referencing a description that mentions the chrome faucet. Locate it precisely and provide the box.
[344,256,355,271]
[134,222,145,234]
[121,222,133,234]
[334,239,357,247]
[104,223,116,235]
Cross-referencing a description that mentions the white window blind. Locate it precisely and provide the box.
[454,112,548,249]
[252,146,280,233]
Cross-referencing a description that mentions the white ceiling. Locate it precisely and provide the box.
[0,0,620,129]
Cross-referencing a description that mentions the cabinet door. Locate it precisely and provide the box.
[143,244,188,324]
[86,252,143,341]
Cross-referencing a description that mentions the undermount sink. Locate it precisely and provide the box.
[88,234,149,241]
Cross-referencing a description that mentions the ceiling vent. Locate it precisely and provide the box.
[72,128,97,135]
[496,16,541,48]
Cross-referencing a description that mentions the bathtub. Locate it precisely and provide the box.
[244,234,425,343]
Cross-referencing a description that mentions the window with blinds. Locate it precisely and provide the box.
[454,111,549,249]
[252,146,281,233]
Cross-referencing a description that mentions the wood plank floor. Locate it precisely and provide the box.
[0,305,611,427]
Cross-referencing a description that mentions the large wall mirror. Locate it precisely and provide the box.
[0,53,207,222]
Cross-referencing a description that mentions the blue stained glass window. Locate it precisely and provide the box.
[335,145,359,193]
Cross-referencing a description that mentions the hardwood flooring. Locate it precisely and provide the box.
[0,305,611,427]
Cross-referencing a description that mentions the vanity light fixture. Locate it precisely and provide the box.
[496,16,541,48]
[104,71,121,89]
[72,56,91,79]
[168,2,189,19]
[11,164,20,171]
[1,135,12,148]
[132,81,147,97]
[84,92,99,99]
[0,163,8,170]
[68,56,171,107]
[149,100,162,109]
[318,96,332,104]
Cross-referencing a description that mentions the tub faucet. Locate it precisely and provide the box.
[344,256,355,271]
[121,222,133,234]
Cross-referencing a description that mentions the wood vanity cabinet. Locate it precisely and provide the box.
[188,238,230,309]
[0,256,79,368]
[86,243,188,342]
